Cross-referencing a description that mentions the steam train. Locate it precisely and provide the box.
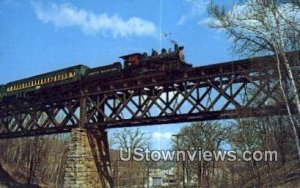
[0,44,192,99]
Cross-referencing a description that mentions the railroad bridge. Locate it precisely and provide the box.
[0,52,299,187]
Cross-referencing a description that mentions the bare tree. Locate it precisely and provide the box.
[0,134,68,187]
[175,121,227,187]
[208,0,300,158]
[111,128,151,187]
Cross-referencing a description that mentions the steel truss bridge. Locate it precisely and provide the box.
[0,51,299,187]
[0,52,299,139]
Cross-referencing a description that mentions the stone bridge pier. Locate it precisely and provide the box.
[63,128,113,188]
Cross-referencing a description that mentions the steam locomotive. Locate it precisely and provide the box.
[0,44,191,99]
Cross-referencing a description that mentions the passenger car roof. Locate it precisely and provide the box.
[6,64,89,85]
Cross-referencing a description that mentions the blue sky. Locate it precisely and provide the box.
[0,0,236,149]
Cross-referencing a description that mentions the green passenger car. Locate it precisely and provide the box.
[1,65,89,99]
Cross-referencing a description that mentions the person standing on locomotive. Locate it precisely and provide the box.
[178,46,185,62]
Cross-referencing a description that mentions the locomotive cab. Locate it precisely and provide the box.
[120,53,143,70]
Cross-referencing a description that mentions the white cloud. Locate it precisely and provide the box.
[198,17,221,27]
[32,2,157,37]
[178,0,209,25]
[152,131,173,140]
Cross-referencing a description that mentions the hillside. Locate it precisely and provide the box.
[0,163,39,188]
[243,156,300,188]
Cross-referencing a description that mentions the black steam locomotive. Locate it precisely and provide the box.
[121,44,190,74]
